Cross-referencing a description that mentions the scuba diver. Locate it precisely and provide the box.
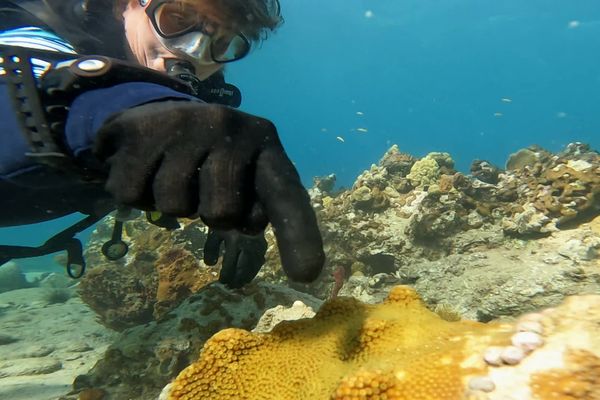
[0,0,325,288]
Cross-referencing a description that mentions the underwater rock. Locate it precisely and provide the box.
[154,248,219,320]
[258,143,600,306]
[72,282,322,400]
[502,203,554,236]
[0,286,115,400]
[482,295,600,400]
[19,344,56,358]
[80,218,219,330]
[426,151,455,172]
[79,141,600,336]
[350,185,374,210]
[78,254,158,331]
[77,388,107,400]
[505,146,550,171]
[470,159,501,184]
[0,357,62,378]
[499,143,600,234]
[378,144,415,176]
[252,300,316,333]
[42,288,74,305]
[37,272,76,289]
[0,333,19,345]
[405,190,477,240]
[67,141,600,399]
[0,262,32,293]
[312,173,337,194]
[164,286,600,400]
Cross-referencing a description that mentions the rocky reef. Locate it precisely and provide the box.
[259,143,600,321]
[78,143,599,326]
[79,217,220,330]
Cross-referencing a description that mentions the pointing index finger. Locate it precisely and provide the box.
[254,146,325,282]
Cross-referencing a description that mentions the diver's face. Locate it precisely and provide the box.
[122,0,223,79]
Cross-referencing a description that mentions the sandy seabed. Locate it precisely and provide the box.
[0,281,116,400]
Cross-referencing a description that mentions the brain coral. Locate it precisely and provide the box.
[167,286,514,400]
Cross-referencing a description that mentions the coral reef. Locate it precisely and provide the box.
[68,282,322,400]
[501,143,600,235]
[166,286,508,400]
[79,218,220,330]
[470,159,501,184]
[164,286,600,400]
[258,143,600,319]
[70,141,600,399]
[79,141,598,329]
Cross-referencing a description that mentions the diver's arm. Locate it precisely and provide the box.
[63,82,199,158]
[93,101,325,284]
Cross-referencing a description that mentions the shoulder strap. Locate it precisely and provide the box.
[0,45,102,182]
[4,0,126,58]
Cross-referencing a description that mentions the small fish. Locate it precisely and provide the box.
[356,111,364,116]
[356,128,368,133]
[336,136,345,142]
[501,98,512,103]
[494,112,503,117]
[321,128,328,132]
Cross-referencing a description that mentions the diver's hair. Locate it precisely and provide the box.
[113,0,282,42]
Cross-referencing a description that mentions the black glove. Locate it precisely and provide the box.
[93,100,324,283]
[203,229,267,288]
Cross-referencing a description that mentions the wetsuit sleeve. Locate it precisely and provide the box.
[65,82,200,157]
[0,81,199,178]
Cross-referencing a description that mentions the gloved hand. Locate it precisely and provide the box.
[204,229,267,288]
[93,100,324,283]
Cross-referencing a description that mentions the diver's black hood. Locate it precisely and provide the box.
[0,0,128,59]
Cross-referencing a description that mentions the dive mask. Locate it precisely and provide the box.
[143,0,251,64]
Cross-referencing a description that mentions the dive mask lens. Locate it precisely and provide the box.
[153,1,207,37]
[211,34,250,63]
[149,0,251,64]
[156,27,251,64]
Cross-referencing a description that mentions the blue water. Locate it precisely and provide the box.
[1,0,599,268]
[229,0,600,185]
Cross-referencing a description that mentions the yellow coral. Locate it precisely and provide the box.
[406,157,440,188]
[531,349,600,400]
[168,286,512,400]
